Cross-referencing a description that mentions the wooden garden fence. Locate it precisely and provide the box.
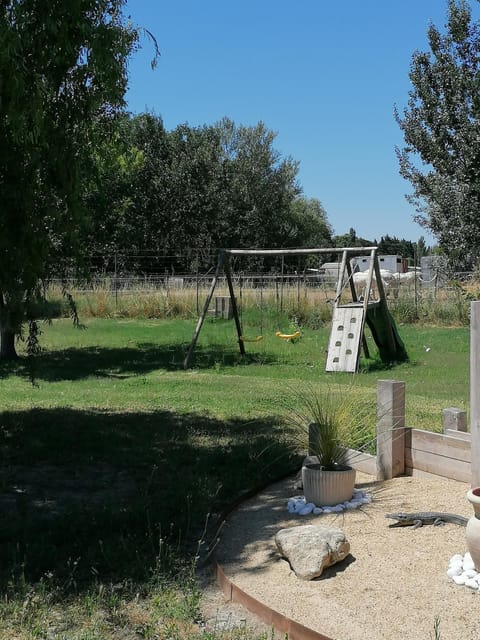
[348,301,480,487]
[346,379,471,483]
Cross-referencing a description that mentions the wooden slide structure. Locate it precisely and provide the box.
[325,248,408,372]
[183,246,407,372]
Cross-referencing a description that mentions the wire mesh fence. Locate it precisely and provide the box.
[44,251,477,326]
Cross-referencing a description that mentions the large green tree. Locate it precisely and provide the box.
[376,235,416,261]
[395,0,480,269]
[215,118,301,249]
[0,0,140,358]
[86,115,304,269]
[287,197,332,248]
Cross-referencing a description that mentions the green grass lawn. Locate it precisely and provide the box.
[2,316,469,428]
[0,316,471,638]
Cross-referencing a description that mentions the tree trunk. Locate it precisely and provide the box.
[0,328,17,359]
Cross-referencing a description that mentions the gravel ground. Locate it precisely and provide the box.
[204,471,480,640]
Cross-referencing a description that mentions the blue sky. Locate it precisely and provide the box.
[124,1,479,245]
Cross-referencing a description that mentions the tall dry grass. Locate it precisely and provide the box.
[43,278,473,326]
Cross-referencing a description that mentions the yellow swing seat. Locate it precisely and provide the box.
[240,335,264,343]
[275,330,301,340]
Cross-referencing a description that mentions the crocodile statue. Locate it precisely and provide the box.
[386,511,468,529]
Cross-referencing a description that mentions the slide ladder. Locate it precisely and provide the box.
[326,304,365,373]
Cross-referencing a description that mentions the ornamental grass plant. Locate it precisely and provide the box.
[286,385,377,470]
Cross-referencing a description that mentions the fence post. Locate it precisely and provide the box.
[470,302,480,487]
[443,408,467,433]
[376,380,405,480]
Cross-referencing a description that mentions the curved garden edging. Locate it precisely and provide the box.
[214,560,333,640]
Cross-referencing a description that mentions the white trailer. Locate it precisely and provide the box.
[352,254,405,274]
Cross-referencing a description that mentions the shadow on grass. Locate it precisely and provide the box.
[0,343,280,381]
[0,407,298,592]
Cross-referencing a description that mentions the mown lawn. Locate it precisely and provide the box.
[0,316,470,638]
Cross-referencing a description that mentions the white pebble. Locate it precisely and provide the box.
[448,558,463,567]
[448,562,463,574]
[463,558,476,571]
[465,578,479,590]
[286,492,372,515]
[447,566,463,578]
[453,574,467,585]
[450,554,464,564]
[464,569,478,579]
[294,500,306,513]
[299,503,314,515]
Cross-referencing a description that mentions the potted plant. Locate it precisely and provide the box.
[466,487,480,571]
[287,386,375,507]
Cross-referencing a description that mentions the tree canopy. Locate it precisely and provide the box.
[395,0,480,269]
[0,0,140,358]
[85,114,330,271]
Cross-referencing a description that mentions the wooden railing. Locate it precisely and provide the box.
[348,379,471,483]
[348,298,480,486]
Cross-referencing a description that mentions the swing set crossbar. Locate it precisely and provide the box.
[183,246,380,369]
[224,247,378,257]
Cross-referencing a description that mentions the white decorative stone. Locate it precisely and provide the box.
[294,500,306,513]
[286,490,371,517]
[299,503,314,515]
[450,554,464,564]
[446,552,480,590]
[464,568,478,579]
[465,578,479,590]
[449,558,463,567]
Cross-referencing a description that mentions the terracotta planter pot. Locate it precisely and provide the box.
[466,487,480,571]
[302,463,356,507]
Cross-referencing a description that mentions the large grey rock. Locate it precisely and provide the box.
[275,524,350,580]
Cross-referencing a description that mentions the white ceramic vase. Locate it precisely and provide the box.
[302,463,356,507]
[466,487,480,571]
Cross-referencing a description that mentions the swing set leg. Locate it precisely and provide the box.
[184,252,225,368]
[225,257,246,356]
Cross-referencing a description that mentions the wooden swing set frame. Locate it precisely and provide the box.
[183,246,381,369]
